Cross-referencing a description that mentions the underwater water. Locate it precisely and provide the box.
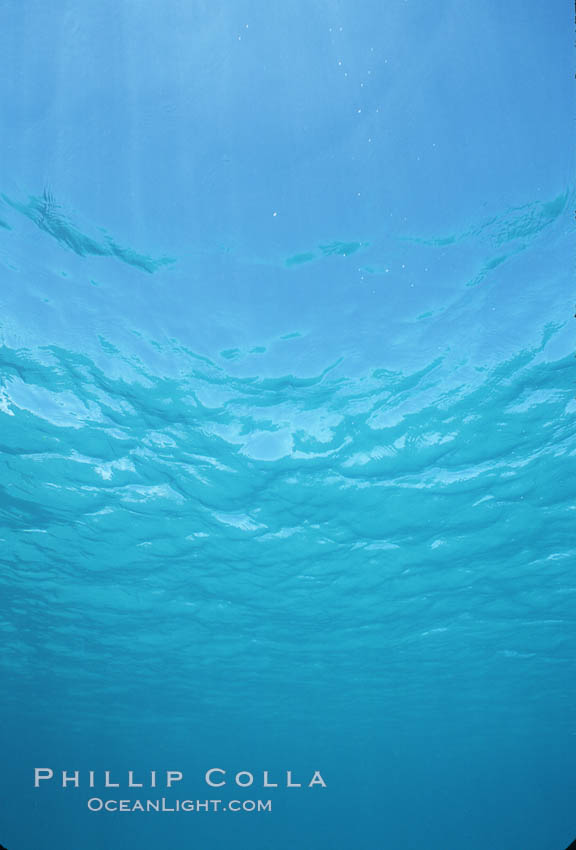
[0,1,574,848]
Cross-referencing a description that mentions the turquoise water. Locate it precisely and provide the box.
[0,2,574,849]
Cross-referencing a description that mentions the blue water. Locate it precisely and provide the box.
[0,2,574,848]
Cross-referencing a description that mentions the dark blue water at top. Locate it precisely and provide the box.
[0,2,574,848]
